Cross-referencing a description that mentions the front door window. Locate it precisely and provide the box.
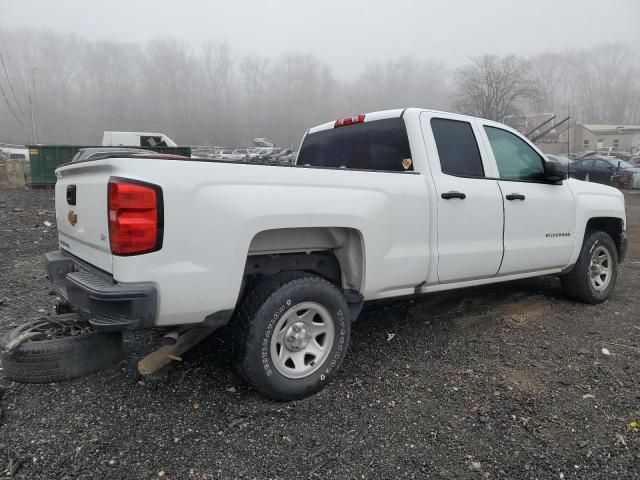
[484,126,545,182]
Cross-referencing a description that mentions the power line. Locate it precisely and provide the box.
[0,48,25,115]
[0,78,26,127]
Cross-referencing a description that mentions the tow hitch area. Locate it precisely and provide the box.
[0,314,219,383]
[137,326,219,376]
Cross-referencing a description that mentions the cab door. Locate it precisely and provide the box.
[420,112,504,283]
[479,123,575,274]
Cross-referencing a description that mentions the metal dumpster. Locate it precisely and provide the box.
[28,145,192,186]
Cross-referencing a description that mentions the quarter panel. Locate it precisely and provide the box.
[109,160,430,325]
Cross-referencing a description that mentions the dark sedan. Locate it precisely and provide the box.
[569,156,640,189]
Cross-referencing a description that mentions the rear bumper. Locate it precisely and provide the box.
[46,250,157,331]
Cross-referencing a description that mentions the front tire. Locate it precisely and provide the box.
[231,272,351,401]
[561,230,618,304]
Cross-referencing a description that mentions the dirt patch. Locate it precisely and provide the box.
[501,294,552,326]
[501,367,545,393]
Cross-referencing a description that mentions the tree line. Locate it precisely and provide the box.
[0,28,638,147]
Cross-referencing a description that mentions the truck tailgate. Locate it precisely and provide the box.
[55,162,113,273]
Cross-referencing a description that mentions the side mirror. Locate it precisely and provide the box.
[543,158,567,183]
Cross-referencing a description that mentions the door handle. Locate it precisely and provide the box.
[441,191,466,200]
[505,193,525,201]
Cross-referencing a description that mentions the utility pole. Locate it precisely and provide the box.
[29,67,38,144]
[28,91,37,144]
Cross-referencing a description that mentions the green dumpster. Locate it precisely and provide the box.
[28,145,192,186]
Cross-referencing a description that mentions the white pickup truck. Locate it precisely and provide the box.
[46,108,627,400]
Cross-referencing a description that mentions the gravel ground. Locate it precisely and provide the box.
[0,187,638,479]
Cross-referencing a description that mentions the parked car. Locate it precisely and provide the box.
[264,149,293,164]
[14,108,628,401]
[254,148,284,162]
[569,155,640,189]
[277,150,296,164]
[546,154,573,168]
[578,150,633,162]
[216,149,233,160]
[232,148,255,160]
[254,148,274,157]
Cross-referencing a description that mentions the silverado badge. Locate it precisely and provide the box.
[68,210,78,226]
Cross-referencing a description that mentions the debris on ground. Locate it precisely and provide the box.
[0,445,22,477]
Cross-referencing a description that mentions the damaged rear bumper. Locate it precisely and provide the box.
[45,250,157,331]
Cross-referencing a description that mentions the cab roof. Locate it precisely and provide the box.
[306,108,493,135]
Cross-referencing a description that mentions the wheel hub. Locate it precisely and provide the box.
[270,302,336,379]
[589,245,612,291]
[284,322,311,352]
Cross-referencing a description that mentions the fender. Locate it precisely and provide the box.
[566,179,626,267]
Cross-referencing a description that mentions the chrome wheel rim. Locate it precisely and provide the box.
[590,246,612,291]
[270,302,335,379]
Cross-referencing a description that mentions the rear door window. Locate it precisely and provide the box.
[297,118,412,172]
[430,118,484,177]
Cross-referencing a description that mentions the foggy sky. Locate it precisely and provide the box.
[1,0,638,77]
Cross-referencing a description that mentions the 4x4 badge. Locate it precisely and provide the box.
[68,210,78,226]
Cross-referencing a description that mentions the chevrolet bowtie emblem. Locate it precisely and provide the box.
[68,210,78,226]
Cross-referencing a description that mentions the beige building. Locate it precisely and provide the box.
[563,124,640,154]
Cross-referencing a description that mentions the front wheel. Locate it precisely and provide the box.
[231,272,351,400]
[561,230,618,304]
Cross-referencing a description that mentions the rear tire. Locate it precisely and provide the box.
[231,272,351,401]
[560,230,618,304]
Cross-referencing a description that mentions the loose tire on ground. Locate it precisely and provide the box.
[231,271,351,401]
[1,325,123,383]
[561,230,618,304]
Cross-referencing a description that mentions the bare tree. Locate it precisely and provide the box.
[0,27,637,148]
[528,52,569,114]
[571,44,639,124]
[454,55,538,121]
[348,57,451,113]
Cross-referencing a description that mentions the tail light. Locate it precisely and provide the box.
[334,114,365,128]
[108,178,163,255]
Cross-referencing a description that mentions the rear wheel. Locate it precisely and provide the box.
[231,272,351,400]
[561,230,618,304]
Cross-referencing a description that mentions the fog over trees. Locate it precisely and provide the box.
[0,28,638,147]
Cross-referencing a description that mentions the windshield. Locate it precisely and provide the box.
[606,158,634,169]
[297,117,412,172]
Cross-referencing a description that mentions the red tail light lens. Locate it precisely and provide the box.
[334,114,365,128]
[108,178,163,255]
